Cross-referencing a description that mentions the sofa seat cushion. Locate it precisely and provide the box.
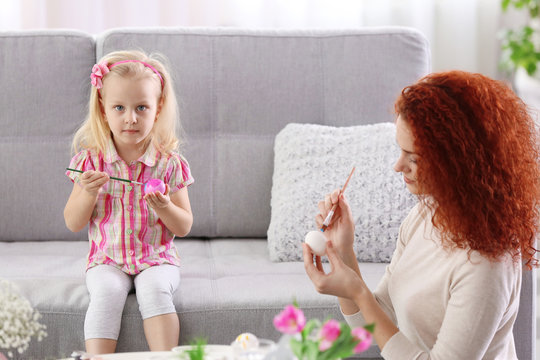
[0,239,386,358]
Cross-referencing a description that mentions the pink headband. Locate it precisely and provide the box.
[90,60,164,90]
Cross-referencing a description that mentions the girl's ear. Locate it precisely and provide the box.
[99,98,106,121]
[155,96,164,121]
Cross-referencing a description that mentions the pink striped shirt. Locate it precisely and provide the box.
[66,139,194,275]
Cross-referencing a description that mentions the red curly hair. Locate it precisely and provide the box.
[395,71,540,269]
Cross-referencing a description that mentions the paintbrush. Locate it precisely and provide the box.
[320,167,355,232]
[66,168,144,185]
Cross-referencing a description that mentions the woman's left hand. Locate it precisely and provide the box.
[144,184,171,209]
[303,241,367,301]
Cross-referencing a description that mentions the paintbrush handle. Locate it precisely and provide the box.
[66,168,142,185]
[340,166,355,194]
[320,167,356,232]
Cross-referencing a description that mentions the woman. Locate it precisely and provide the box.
[303,71,539,359]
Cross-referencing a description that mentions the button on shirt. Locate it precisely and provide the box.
[66,139,194,275]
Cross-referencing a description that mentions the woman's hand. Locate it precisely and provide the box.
[316,190,355,254]
[303,241,366,301]
[79,170,109,196]
[144,184,171,209]
[304,240,400,351]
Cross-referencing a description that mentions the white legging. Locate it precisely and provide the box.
[84,264,180,340]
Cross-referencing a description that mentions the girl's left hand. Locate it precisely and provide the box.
[303,241,367,301]
[144,184,171,209]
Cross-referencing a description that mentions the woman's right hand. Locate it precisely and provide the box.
[303,240,366,300]
[309,190,363,316]
[316,189,355,254]
[79,170,109,196]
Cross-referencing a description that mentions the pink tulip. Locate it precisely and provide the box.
[273,305,306,334]
[352,327,372,353]
[318,319,341,351]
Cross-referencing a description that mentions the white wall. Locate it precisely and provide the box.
[0,0,518,78]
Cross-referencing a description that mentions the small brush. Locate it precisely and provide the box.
[320,167,355,232]
[66,168,144,185]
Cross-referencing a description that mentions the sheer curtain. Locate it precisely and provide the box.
[0,0,507,78]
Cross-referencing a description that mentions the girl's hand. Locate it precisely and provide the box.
[144,184,171,209]
[303,241,366,300]
[316,189,355,253]
[79,170,109,196]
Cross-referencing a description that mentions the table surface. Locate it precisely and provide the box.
[61,345,236,360]
[97,352,176,360]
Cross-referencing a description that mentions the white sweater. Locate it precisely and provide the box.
[343,203,521,360]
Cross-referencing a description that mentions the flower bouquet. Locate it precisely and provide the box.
[0,280,47,358]
[273,304,374,360]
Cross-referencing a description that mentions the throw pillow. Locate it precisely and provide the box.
[267,122,416,262]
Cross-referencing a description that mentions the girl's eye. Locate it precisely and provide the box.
[114,105,124,111]
[409,157,418,164]
[137,105,147,111]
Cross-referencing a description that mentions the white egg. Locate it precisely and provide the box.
[304,230,327,256]
[232,332,259,350]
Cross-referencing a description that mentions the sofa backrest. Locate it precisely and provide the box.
[0,30,95,241]
[98,27,431,238]
[0,27,430,241]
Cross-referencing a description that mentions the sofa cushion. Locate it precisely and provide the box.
[0,30,95,242]
[267,123,416,262]
[97,27,431,239]
[0,239,386,358]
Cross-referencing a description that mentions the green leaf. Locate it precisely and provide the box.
[318,335,356,360]
[500,22,540,77]
[305,341,319,360]
[316,323,357,360]
[364,323,376,333]
[290,338,304,358]
[303,318,321,337]
[501,0,540,15]
[526,62,537,76]
[531,4,539,17]
[184,337,207,360]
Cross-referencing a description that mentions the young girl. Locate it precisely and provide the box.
[64,50,194,355]
[304,71,539,359]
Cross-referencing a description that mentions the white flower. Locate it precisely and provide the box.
[0,280,47,358]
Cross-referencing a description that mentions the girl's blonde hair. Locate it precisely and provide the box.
[72,50,183,156]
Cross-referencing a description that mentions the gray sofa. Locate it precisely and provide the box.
[0,27,535,360]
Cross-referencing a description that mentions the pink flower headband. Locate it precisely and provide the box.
[90,60,164,90]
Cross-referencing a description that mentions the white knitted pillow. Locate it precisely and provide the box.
[267,123,416,262]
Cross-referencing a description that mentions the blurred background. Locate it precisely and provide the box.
[0,0,532,80]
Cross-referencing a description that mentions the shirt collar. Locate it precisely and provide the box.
[103,137,159,167]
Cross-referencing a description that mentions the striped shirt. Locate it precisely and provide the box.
[66,139,194,275]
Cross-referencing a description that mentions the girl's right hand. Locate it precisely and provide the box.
[79,170,109,196]
[316,189,355,253]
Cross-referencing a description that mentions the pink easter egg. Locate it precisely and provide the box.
[143,178,166,196]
